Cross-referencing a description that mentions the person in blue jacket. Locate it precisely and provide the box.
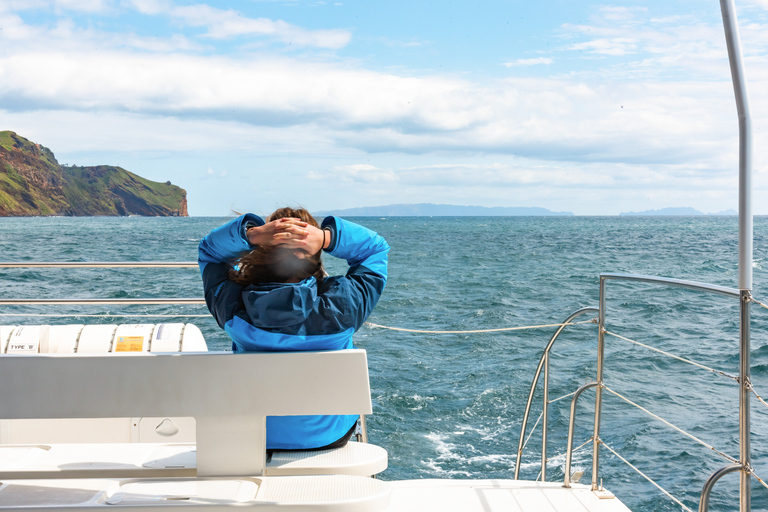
[198,207,389,450]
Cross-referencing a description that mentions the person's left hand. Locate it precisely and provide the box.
[283,224,324,257]
[247,218,308,246]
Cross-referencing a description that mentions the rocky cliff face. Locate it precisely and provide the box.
[0,131,188,217]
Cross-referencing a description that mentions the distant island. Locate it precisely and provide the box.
[620,207,737,216]
[0,131,187,216]
[315,203,573,216]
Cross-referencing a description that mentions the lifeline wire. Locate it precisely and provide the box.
[604,330,738,382]
[522,412,543,451]
[603,386,739,465]
[535,437,592,482]
[0,313,211,318]
[548,390,578,405]
[747,382,768,412]
[749,467,768,491]
[522,391,579,452]
[600,439,694,512]
[546,437,593,465]
[751,297,768,311]
[364,319,594,334]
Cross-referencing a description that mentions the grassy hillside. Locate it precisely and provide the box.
[62,165,187,216]
[0,131,187,216]
[0,131,59,170]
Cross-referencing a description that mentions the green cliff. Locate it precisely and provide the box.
[0,131,188,217]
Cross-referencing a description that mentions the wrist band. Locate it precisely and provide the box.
[321,228,326,251]
[322,227,332,250]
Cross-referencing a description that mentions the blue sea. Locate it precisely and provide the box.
[1,215,768,511]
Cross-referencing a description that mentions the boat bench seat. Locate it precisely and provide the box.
[0,475,392,511]
[0,441,388,478]
[0,350,391,511]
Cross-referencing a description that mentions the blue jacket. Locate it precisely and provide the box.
[198,214,389,449]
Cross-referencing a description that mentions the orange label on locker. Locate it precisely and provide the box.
[115,336,144,352]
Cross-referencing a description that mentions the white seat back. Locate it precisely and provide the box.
[0,350,372,477]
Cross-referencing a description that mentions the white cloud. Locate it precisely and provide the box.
[568,38,638,56]
[310,164,398,183]
[502,58,553,67]
[206,167,228,178]
[123,0,172,15]
[33,0,354,49]
[307,161,739,191]
[560,8,752,78]
[2,48,764,169]
[598,6,647,22]
[54,0,109,12]
[0,109,335,154]
[0,0,111,13]
[167,4,350,47]
[0,9,201,52]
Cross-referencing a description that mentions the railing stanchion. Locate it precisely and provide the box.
[542,351,549,481]
[699,464,742,512]
[564,382,598,488]
[739,291,751,511]
[591,277,607,491]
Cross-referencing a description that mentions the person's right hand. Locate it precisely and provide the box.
[247,218,309,247]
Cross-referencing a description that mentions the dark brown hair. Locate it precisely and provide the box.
[229,207,325,286]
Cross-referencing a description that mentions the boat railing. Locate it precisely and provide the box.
[595,274,749,512]
[513,306,599,482]
[517,272,758,511]
[0,261,206,308]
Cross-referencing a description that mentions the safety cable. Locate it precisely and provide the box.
[600,439,694,512]
[522,412,543,451]
[520,391,581,472]
[603,386,739,464]
[746,382,768,412]
[751,297,768,311]
[548,390,577,405]
[535,437,593,482]
[604,330,738,382]
[364,319,595,334]
[0,315,598,327]
[750,467,768,491]
[547,437,593,465]
[521,390,582,481]
[0,313,211,318]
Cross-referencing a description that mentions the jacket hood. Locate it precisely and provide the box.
[242,277,318,329]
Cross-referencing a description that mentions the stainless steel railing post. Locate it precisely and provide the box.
[739,291,751,511]
[541,350,549,481]
[699,464,742,512]
[563,381,598,488]
[591,277,607,491]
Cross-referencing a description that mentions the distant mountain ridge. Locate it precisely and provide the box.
[620,207,737,216]
[315,203,573,216]
[0,131,187,216]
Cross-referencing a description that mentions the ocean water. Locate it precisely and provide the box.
[1,215,768,511]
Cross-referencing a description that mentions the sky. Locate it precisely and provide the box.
[1,0,767,216]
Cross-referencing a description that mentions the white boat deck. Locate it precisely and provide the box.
[384,480,631,512]
[0,477,630,512]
